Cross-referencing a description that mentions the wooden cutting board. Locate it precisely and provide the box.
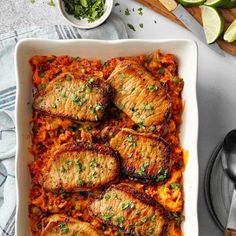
[137,0,236,56]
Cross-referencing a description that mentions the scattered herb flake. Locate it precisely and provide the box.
[102,213,113,221]
[115,216,125,224]
[156,169,168,182]
[48,0,55,6]
[119,73,126,78]
[114,2,120,7]
[77,177,84,185]
[171,183,181,189]
[147,84,158,91]
[125,8,130,16]
[121,201,134,210]
[90,159,97,167]
[127,23,136,31]
[139,23,144,28]
[105,194,111,201]
[159,68,165,75]
[60,165,66,173]
[66,75,72,81]
[138,7,143,15]
[39,72,45,78]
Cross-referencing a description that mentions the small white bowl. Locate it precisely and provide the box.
[58,0,113,29]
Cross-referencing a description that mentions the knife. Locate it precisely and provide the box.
[159,0,225,56]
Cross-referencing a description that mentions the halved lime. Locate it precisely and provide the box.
[177,0,206,7]
[222,0,236,8]
[224,19,236,43]
[204,0,229,7]
[200,6,224,44]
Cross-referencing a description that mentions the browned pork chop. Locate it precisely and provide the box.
[107,60,171,127]
[33,73,112,122]
[41,214,100,236]
[102,127,171,182]
[42,143,120,192]
[89,184,169,236]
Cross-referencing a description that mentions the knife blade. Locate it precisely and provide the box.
[159,0,225,56]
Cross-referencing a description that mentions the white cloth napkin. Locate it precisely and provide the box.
[0,13,127,236]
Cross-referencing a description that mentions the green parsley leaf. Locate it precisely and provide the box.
[138,7,143,16]
[139,23,144,28]
[102,213,113,221]
[127,23,136,31]
[114,2,120,6]
[170,183,181,189]
[147,84,158,91]
[159,68,165,75]
[48,0,55,6]
[125,8,130,16]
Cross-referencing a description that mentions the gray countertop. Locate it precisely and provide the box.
[1,0,236,235]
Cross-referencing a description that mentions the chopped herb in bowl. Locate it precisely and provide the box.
[62,0,106,23]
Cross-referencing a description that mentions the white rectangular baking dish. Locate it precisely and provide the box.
[15,39,198,236]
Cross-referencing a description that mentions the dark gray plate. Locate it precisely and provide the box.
[204,142,234,231]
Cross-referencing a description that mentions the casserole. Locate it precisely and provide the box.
[15,39,198,236]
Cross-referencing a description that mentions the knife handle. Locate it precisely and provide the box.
[225,229,236,236]
[159,0,178,11]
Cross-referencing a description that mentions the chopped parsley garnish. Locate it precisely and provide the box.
[127,23,136,31]
[60,165,66,173]
[52,227,57,233]
[125,8,130,16]
[138,7,143,16]
[170,182,181,189]
[144,104,154,111]
[66,160,73,166]
[65,75,72,81]
[150,126,156,132]
[104,194,111,201]
[121,201,134,210]
[156,169,168,182]
[141,217,147,223]
[127,153,133,158]
[90,158,97,167]
[41,83,46,91]
[126,134,137,147]
[139,161,149,175]
[131,88,136,92]
[137,118,145,129]
[114,2,120,6]
[151,214,156,221]
[92,170,97,176]
[63,0,105,23]
[48,0,55,6]
[171,212,185,226]
[147,227,154,235]
[147,84,158,91]
[95,103,103,111]
[115,216,125,224]
[39,72,45,78]
[58,222,69,235]
[77,177,84,185]
[172,77,183,83]
[139,23,144,28]
[71,94,87,107]
[106,206,112,210]
[159,68,165,75]
[118,102,125,109]
[119,73,126,78]
[102,213,113,221]
[60,92,66,98]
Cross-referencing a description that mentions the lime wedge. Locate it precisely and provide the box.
[224,19,236,43]
[177,0,206,7]
[204,0,229,7]
[222,0,236,8]
[200,6,224,44]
